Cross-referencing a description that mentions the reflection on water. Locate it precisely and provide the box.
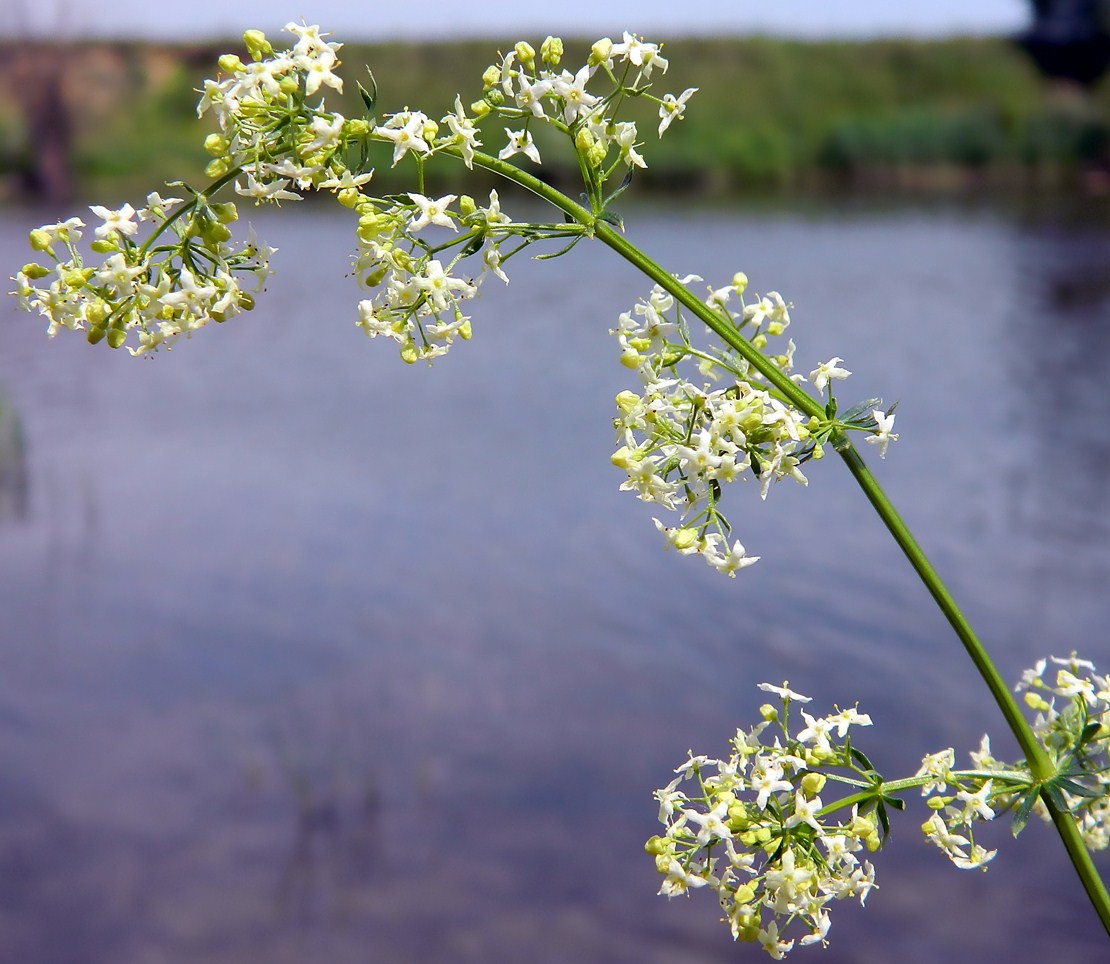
[0,388,27,522]
[1,197,1109,962]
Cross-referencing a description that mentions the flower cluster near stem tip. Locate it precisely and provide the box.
[611,273,897,576]
[648,682,880,958]
[918,653,1110,867]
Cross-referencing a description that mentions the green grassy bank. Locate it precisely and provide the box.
[4,34,1109,200]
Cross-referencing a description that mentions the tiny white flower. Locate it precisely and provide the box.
[866,409,898,458]
[499,128,542,165]
[658,88,697,136]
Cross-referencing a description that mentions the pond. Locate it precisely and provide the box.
[1,194,1109,962]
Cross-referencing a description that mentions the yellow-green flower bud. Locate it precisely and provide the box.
[610,445,637,470]
[481,65,501,89]
[458,195,477,216]
[801,772,826,796]
[211,202,238,224]
[203,221,232,244]
[590,38,613,66]
[279,75,299,95]
[767,321,786,337]
[734,883,757,905]
[204,133,230,157]
[514,41,536,68]
[587,141,608,169]
[21,262,50,280]
[86,326,106,345]
[727,804,749,831]
[644,835,667,856]
[470,100,492,118]
[239,292,255,311]
[619,349,642,369]
[1024,692,1051,712]
[347,118,370,137]
[926,796,947,810]
[541,36,563,66]
[422,118,439,140]
[654,853,671,874]
[106,327,128,349]
[364,264,388,287]
[671,527,698,551]
[732,271,748,293]
[614,390,640,414]
[218,54,243,74]
[458,319,473,340]
[338,188,361,209]
[63,268,93,288]
[751,333,768,350]
[205,157,232,179]
[86,300,109,326]
[400,342,419,365]
[242,29,273,61]
[484,89,505,109]
[90,239,118,254]
[29,228,53,252]
[759,703,777,722]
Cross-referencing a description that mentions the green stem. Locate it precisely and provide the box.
[461,146,1110,935]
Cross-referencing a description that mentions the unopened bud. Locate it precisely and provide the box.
[242,29,273,61]
[218,54,243,74]
[801,772,826,796]
[106,328,128,349]
[204,133,231,157]
[514,41,536,68]
[590,38,613,65]
[20,262,49,279]
[540,36,563,66]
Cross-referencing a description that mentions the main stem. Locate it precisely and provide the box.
[462,148,1110,933]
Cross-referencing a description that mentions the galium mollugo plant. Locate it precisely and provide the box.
[9,21,1109,956]
[652,654,1110,956]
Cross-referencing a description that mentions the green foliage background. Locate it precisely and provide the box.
[6,35,1110,199]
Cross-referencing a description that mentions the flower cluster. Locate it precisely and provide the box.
[611,273,896,575]
[477,31,696,179]
[917,653,1110,869]
[13,194,273,354]
[648,682,881,958]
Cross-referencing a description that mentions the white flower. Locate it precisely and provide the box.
[757,681,812,703]
[551,65,599,124]
[866,409,899,459]
[809,357,852,393]
[235,174,302,204]
[89,203,138,240]
[376,112,431,166]
[406,193,458,232]
[683,801,733,846]
[499,128,542,165]
[658,88,697,136]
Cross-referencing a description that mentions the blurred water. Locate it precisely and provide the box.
[0,195,1109,962]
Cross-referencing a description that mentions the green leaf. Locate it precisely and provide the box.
[839,398,883,424]
[598,209,625,232]
[876,802,891,840]
[1054,775,1102,798]
[1042,780,1068,812]
[850,747,875,773]
[603,168,635,207]
[1012,787,1041,837]
[1078,721,1103,748]
[358,70,378,115]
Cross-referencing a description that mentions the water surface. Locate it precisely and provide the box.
[1,196,1109,962]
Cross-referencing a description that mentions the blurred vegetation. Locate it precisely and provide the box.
[3,34,1110,201]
